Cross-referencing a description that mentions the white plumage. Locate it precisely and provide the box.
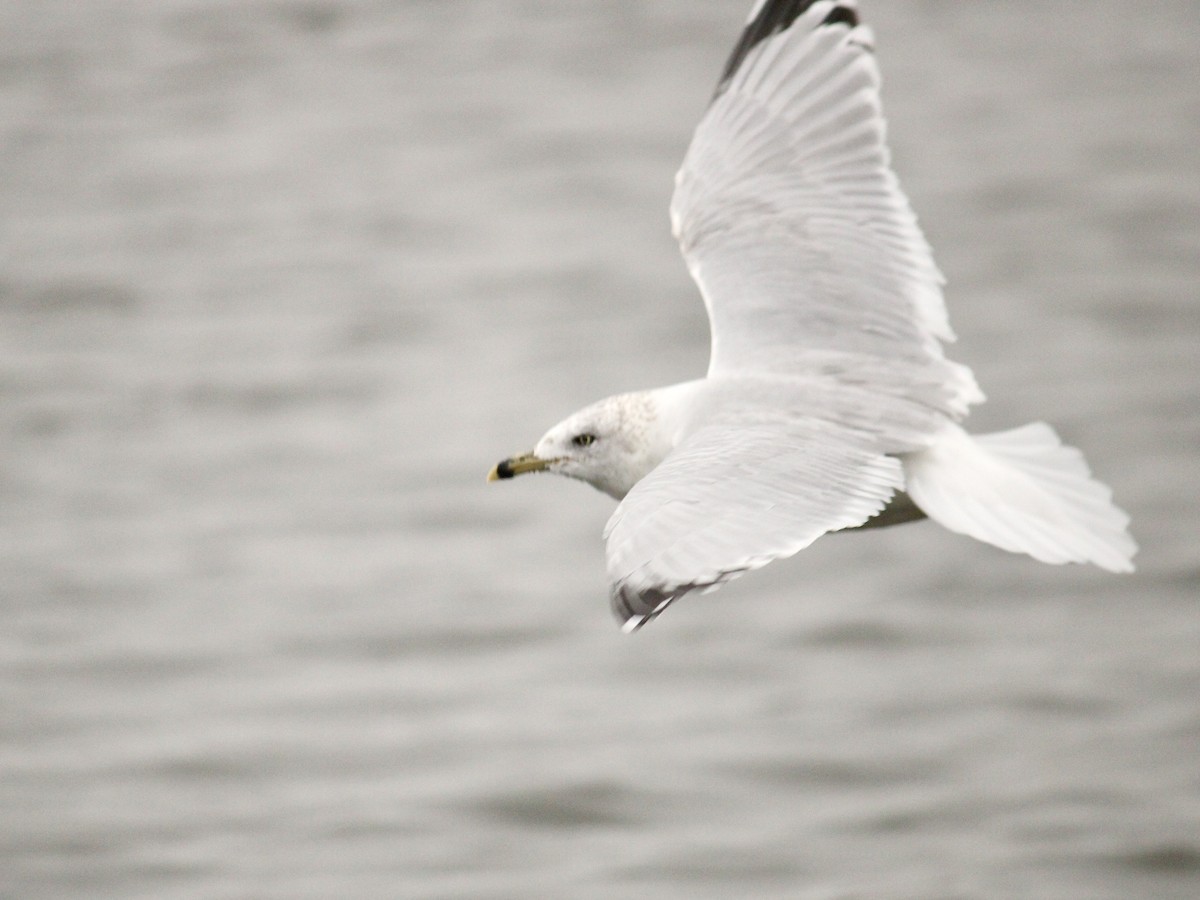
[489,1,1136,631]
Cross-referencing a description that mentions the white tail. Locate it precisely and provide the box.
[903,422,1136,572]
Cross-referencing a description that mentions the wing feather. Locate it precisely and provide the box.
[672,1,981,413]
[604,419,903,631]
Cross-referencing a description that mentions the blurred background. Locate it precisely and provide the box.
[2,1,1198,897]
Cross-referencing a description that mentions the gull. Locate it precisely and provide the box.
[488,0,1136,632]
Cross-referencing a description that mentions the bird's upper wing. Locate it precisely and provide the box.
[671,0,981,416]
[604,416,903,631]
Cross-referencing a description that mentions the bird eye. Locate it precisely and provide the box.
[572,433,597,447]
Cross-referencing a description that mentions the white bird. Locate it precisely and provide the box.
[488,0,1136,632]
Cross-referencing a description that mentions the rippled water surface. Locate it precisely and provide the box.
[3,2,1199,897]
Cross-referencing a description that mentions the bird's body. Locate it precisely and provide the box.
[489,0,1136,630]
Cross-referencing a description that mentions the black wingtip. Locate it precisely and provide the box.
[821,6,859,29]
[715,1,860,97]
[611,581,684,633]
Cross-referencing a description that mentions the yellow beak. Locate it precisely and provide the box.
[487,452,553,482]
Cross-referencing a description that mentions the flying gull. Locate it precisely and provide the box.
[488,0,1136,631]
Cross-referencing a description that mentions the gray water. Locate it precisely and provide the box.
[3,2,1198,898]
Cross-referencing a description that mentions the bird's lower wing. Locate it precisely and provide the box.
[604,418,903,631]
